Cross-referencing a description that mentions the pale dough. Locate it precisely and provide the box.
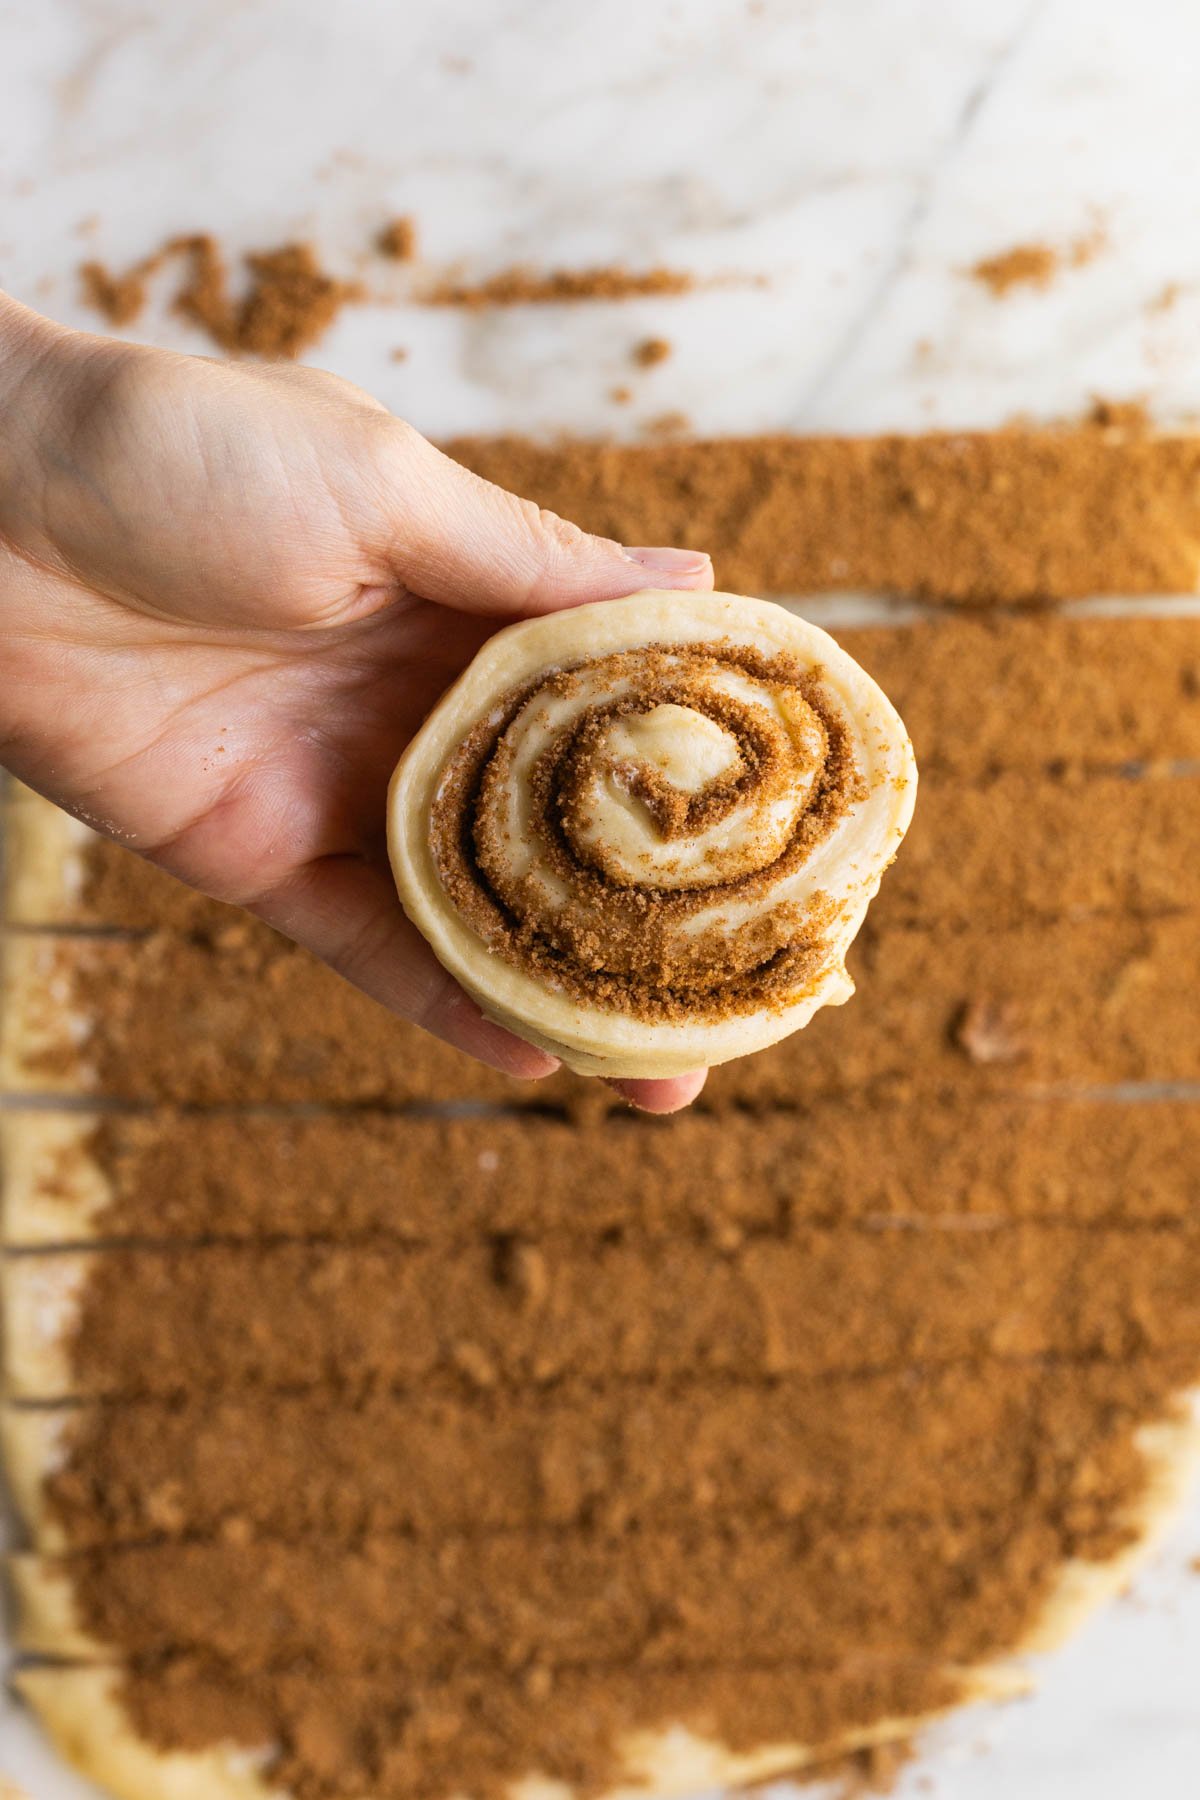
[2,779,93,928]
[0,1111,112,1248]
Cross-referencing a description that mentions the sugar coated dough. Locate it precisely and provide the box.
[388,591,917,1077]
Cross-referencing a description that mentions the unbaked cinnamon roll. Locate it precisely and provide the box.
[389,591,916,1077]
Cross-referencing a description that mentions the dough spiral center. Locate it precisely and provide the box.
[430,643,863,1024]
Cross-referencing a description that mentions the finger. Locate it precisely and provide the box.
[381,426,714,617]
[606,1069,709,1114]
[254,854,559,1080]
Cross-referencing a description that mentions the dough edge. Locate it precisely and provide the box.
[2,780,92,926]
[0,1111,112,1248]
[12,1660,1006,1800]
[0,933,97,1097]
[1,1251,89,1400]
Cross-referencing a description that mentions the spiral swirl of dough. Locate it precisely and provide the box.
[390,592,916,1077]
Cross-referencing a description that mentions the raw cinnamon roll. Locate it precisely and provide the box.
[389,591,916,1076]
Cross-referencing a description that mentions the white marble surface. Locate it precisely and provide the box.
[4,0,1200,1795]
[6,0,1200,440]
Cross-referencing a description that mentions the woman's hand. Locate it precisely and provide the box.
[0,295,713,1110]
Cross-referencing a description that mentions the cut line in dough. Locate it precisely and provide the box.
[9,1396,1199,1668]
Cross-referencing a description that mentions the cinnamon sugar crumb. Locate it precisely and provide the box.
[970,242,1059,295]
[642,410,692,439]
[80,259,146,325]
[422,265,694,308]
[1087,396,1151,435]
[969,227,1106,297]
[633,336,672,367]
[377,216,417,261]
[80,235,363,358]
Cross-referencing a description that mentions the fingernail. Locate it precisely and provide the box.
[623,545,712,576]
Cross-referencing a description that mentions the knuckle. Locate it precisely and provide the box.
[531,504,588,557]
[509,501,599,608]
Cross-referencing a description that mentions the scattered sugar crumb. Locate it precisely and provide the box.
[969,225,1106,297]
[633,335,672,367]
[377,216,417,261]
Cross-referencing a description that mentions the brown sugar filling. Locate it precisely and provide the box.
[112,1662,961,1800]
[43,1511,1155,1674]
[21,1097,1200,1247]
[42,1188,1200,1794]
[47,1225,1200,1402]
[44,1357,1190,1551]
[12,590,1200,1800]
[429,642,861,1022]
[13,909,1200,1114]
[444,421,1200,604]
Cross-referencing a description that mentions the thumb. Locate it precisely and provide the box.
[384,427,714,615]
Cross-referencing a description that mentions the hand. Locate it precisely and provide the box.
[0,296,713,1111]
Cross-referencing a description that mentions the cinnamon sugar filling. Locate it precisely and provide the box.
[429,643,862,1022]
